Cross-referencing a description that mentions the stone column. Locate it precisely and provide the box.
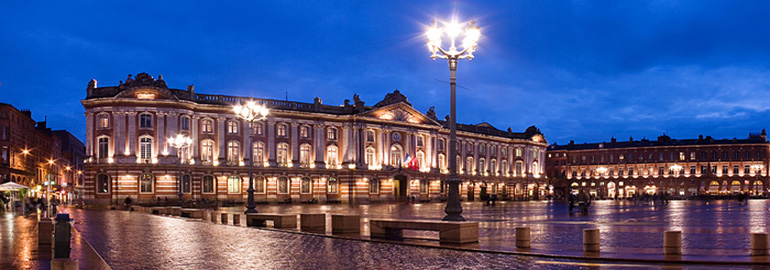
[112,112,123,156]
[85,112,94,157]
[191,115,199,159]
[357,127,365,167]
[291,122,299,168]
[126,112,137,156]
[314,124,325,169]
[383,130,390,166]
[267,120,276,166]
[341,124,351,165]
[217,117,226,161]
[157,112,166,155]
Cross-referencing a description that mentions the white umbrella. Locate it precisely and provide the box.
[0,181,28,191]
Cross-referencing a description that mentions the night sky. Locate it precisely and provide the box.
[2,1,770,145]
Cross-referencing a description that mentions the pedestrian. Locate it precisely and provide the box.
[124,196,133,210]
[568,193,575,213]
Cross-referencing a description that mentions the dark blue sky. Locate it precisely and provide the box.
[2,1,770,145]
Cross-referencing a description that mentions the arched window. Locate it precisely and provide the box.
[202,175,215,193]
[227,120,239,134]
[501,160,508,175]
[327,127,338,140]
[278,176,289,194]
[438,154,446,170]
[253,142,265,166]
[490,159,497,174]
[479,158,486,173]
[515,147,523,157]
[201,119,214,133]
[96,174,110,193]
[532,161,539,176]
[300,144,312,167]
[479,144,485,155]
[139,136,153,161]
[227,175,241,194]
[200,140,214,163]
[416,135,424,147]
[326,145,339,166]
[182,174,191,193]
[327,177,338,193]
[97,113,110,129]
[227,141,240,163]
[97,136,109,159]
[301,177,312,194]
[140,173,154,193]
[369,178,380,194]
[466,157,474,174]
[502,147,508,157]
[390,145,403,166]
[255,176,266,193]
[277,143,289,166]
[139,113,153,128]
[416,151,425,170]
[365,147,376,166]
[515,161,524,176]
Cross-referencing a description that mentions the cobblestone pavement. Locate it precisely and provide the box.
[54,199,770,269]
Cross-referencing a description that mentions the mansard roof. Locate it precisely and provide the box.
[549,132,769,151]
[84,73,545,141]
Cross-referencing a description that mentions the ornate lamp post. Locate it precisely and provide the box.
[427,17,481,221]
[168,134,192,203]
[234,100,269,214]
[46,159,55,217]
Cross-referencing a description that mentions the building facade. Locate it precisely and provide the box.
[546,133,770,199]
[81,73,549,205]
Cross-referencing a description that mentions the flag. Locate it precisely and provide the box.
[404,154,419,171]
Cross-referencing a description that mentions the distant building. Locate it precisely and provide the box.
[547,132,769,199]
[0,103,84,201]
[81,73,549,205]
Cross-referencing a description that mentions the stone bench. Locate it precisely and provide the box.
[165,206,182,216]
[369,219,479,244]
[150,207,166,215]
[180,208,204,219]
[332,214,360,234]
[300,213,326,231]
[246,213,297,229]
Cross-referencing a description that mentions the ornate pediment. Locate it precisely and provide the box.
[359,103,440,126]
[113,73,178,100]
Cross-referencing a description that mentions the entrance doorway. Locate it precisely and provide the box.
[467,184,475,201]
[394,175,407,200]
[480,184,488,200]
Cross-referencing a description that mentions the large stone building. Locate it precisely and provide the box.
[546,132,769,199]
[0,103,85,201]
[81,73,549,205]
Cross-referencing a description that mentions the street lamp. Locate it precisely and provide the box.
[168,134,192,203]
[46,159,55,217]
[233,100,269,214]
[427,17,481,221]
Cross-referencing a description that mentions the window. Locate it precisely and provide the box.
[182,174,191,193]
[140,173,153,193]
[490,160,497,174]
[227,121,239,134]
[438,139,445,151]
[369,178,379,194]
[745,165,751,174]
[180,116,190,131]
[416,151,425,170]
[479,144,485,155]
[203,175,215,193]
[366,130,375,142]
[139,113,153,128]
[300,144,312,167]
[98,137,109,159]
[202,119,213,133]
[515,161,523,175]
[253,142,265,165]
[365,147,376,165]
[628,167,634,176]
[515,148,522,157]
[300,126,310,138]
[478,158,486,173]
[200,140,214,162]
[722,166,728,174]
[466,157,474,173]
[139,136,153,161]
[327,127,337,140]
[255,176,266,193]
[97,113,110,129]
[420,179,429,193]
[278,176,289,194]
[417,135,424,147]
[690,152,695,160]
[277,124,288,137]
[491,145,496,155]
[327,145,339,166]
[227,141,240,163]
[277,143,289,166]
[438,154,446,170]
[659,167,664,175]
[501,160,508,174]
[1,126,6,140]
[254,123,264,135]
[690,166,696,174]
[733,166,739,174]
[227,175,241,193]
[96,174,110,193]
[502,147,507,157]
[440,181,446,194]
[390,145,402,167]
[532,161,539,176]
[327,177,338,193]
[301,177,311,194]
[679,152,685,161]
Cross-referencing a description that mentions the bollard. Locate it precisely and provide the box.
[515,227,531,249]
[583,229,600,252]
[664,231,682,255]
[232,214,241,226]
[751,233,769,256]
[53,213,73,258]
[38,218,54,245]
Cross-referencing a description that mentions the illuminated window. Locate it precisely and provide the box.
[502,147,507,157]
[182,174,191,193]
[365,147,376,165]
[254,123,264,135]
[139,136,153,161]
[416,151,425,169]
[97,113,110,129]
[327,127,338,140]
[227,121,239,134]
[390,145,403,166]
[501,160,508,174]
[466,157,474,173]
[326,145,339,165]
[515,147,522,157]
[255,176,266,193]
[227,175,241,194]
[277,143,289,166]
[202,175,214,193]
[227,141,240,163]
[490,159,497,174]
[253,142,265,165]
[202,119,213,133]
[300,144,312,167]
[438,154,446,170]
[369,178,379,194]
[97,136,109,159]
[420,179,429,193]
[278,176,289,194]
[417,135,424,147]
[300,126,310,138]
[277,124,288,137]
[96,174,110,193]
[200,140,214,162]
[301,177,311,194]
[515,161,523,175]
[478,158,486,173]
[327,177,338,193]
[140,173,153,193]
[139,113,153,128]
